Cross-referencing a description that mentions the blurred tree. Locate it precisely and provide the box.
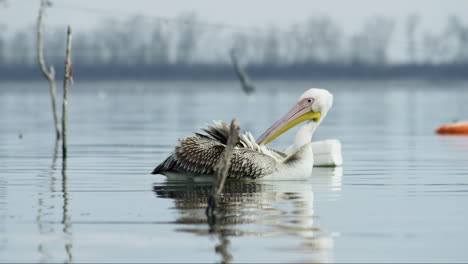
[125,16,149,65]
[90,29,110,64]
[0,23,6,64]
[73,33,91,65]
[231,32,249,59]
[285,16,342,64]
[420,16,468,64]
[261,25,281,65]
[100,19,128,65]
[149,22,170,65]
[350,17,395,65]
[308,16,343,63]
[175,13,200,64]
[406,14,421,64]
[11,29,35,66]
[422,32,447,64]
[229,32,254,66]
[444,16,468,63]
[283,24,302,64]
[44,28,65,65]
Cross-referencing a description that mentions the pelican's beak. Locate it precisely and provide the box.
[257,103,321,145]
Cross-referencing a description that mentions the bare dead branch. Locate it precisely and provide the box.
[62,26,72,159]
[230,50,255,94]
[37,0,60,140]
[206,118,240,219]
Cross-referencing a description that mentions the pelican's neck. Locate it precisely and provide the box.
[295,110,328,148]
[286,121,317,155]
[295,121,318,146]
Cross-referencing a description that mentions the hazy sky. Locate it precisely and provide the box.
[1,0,467,61]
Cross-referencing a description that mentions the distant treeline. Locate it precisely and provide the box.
[1,13,468,80]
[2,63,467,81]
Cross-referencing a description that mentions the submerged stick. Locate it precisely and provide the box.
[37,0,60,140]
[229,50,255,95]
[206,118,240,218]
[62,26,72,159]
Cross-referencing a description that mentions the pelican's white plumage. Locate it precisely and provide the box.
[152,88,334,180]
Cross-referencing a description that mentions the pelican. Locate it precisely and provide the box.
[152,88,333,180]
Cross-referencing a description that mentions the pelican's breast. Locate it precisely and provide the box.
[260,143,313,180]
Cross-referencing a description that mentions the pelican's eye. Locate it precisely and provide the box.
[301,98,314,107]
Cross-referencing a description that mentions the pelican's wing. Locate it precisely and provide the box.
[152,135,277,179]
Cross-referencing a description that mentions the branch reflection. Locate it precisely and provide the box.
[153,167,343,263]
[61,158,73,263]
[35,141,73,263]
[36,141,59,262]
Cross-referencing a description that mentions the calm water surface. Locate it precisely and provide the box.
[1,80,468,262]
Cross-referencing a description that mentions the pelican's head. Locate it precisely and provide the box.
[257,88,333,145]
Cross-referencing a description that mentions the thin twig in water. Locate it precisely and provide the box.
[62,26,73,159]
[37,0,60,140]
[230,50,255,95]
[206,118,240,223]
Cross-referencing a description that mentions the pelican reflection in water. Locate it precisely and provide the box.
[153,167,342,263]
[152,88,333,180]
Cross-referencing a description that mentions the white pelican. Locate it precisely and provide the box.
[152,88,333,180]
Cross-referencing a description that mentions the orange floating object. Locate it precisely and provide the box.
[436,121,468,135]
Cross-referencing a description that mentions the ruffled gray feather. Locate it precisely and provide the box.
[152,121,282,179]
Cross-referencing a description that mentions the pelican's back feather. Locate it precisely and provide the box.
[152,135,277,179]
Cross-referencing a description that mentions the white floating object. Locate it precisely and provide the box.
[311,139,343,167]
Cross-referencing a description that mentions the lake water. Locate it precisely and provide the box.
[1,80,468,263]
